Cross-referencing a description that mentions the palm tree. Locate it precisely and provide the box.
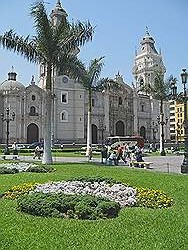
[79,57,108,157]
[0,1,94,164]
[141,71,171,155]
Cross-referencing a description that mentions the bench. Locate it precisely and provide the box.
[174,151,184,156]
[1,155,20,160]
[129,161,153,169]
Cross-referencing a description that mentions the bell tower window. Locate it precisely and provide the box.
[61,91,68,103]
[118,97,123,105]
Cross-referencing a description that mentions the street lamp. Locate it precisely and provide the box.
[181,68,188,173]
[151,121,158,148]
[157,114,168,156]
[1,107,15,155]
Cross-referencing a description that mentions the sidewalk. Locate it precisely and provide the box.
[16,154,183,174]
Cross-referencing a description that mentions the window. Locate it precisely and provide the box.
[61,110,68,122]
[141,104,144,112]
[92,98,95,107]
[32,95,36,101]
[61,91,68,103]
[140,78,144,87]
[29,106,37,116]
[118,97,122,105]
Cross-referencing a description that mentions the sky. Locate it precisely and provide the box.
[0,0,187,90]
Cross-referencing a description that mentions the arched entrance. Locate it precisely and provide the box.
[140,126,146,139]
[27,123,39,143]
[116,121,125,136]
[92,124,98,144]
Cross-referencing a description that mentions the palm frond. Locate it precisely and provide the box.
[30,2,55,60]
[0,30,41,63]
[58,54,86,80]
[60,21,94,51]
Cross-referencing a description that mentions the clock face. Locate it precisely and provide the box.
[62,76,68,83]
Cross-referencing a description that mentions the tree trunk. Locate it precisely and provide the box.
[86,89,92,157]
[42,64,53,164]
[42,90,53,164]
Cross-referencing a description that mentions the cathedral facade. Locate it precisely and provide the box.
[0,1,170,145]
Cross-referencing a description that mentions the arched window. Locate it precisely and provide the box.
[61,110,68,122]
[140,102,145,112]
[141,104,144,112]
[30,106,36,116]
[31,95,36,101]
[61,91,68,103]
[118,97,123,105]
[140,78,144,87]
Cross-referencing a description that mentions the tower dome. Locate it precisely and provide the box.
[0,71,25,91]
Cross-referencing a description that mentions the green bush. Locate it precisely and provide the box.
[70,176,122,185]
[96,201,120,218]
[0,167,19,174]
[26,165,55,173]
[17,192,121,220]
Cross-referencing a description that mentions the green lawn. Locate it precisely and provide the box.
[0,163,187,250]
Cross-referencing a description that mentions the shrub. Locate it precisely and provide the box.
[136,187,173,208]
[96,201,120,218]
[17,193,121,220]
[70,176,122,185]
[4,183,37,199]
[0,167,19,174]
[26,165,55,173]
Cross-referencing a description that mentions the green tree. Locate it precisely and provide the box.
[0,1,94,164]
[141,71,172,155]
[79,57,108,156]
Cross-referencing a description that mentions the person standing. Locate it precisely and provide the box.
[33,145,41,159]
[101,145,108,164]
[12,142,18,159]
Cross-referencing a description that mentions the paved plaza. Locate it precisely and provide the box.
[17,154,184,174]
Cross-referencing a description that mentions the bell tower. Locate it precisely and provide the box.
[50,0,68,27]
[132,28,166,92]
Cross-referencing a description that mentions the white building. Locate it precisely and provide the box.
[0,1,170,145]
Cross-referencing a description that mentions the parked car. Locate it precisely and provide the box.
[27,142,44,149]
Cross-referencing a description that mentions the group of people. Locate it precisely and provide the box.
[101,142,144,166]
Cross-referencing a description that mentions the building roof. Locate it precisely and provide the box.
[0,72,25,91]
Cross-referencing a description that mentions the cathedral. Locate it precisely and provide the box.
[0,1,170,145]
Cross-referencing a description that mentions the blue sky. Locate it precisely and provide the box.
[0,0,187,90]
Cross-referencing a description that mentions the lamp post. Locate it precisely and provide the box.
[151,121,158,150]
[1,107,15,155]
[157,113,168,156]
[181,68,188,173]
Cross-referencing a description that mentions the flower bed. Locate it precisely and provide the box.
[0,162,54,174]
[3,177,174,220]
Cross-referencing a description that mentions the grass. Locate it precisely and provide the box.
[0,162,188,250]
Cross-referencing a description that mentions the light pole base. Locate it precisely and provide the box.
[160,150,166,156]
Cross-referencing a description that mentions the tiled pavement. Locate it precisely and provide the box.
[17,154,184,174]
